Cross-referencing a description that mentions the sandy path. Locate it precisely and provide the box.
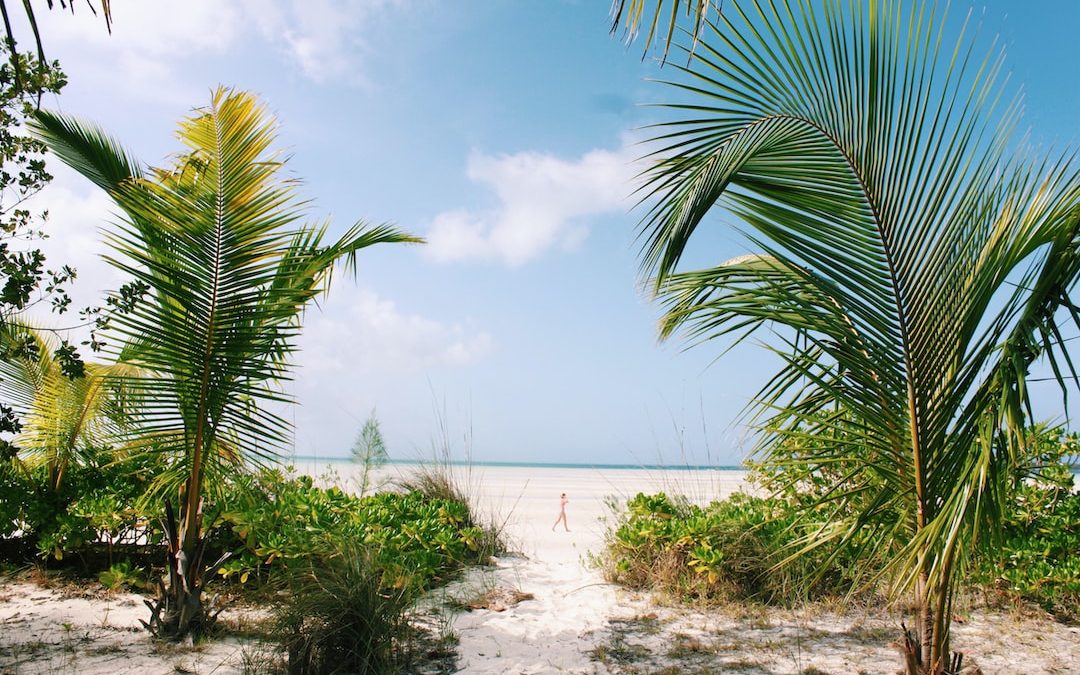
[396,464,1079,674]
[419,464,747,673]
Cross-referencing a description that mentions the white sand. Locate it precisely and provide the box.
[376,463,750,674]
[2,461,1077,674]
[0,581,260,673]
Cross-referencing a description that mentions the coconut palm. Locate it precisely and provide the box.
[30,87,421,638]
[636,1,1080,672]
[610,0,713,61]
[0,323,130,494]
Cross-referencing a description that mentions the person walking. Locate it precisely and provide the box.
[552,492,570,532]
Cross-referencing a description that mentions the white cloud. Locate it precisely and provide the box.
[244,0,404,84]
[300,285,492,373]
[32,0,405,103]
[424,138,643,266]
[32,1,244,105]
[35,1,240,56]
[22,166,491,375]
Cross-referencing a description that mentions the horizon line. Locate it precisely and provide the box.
[286,455,749,471]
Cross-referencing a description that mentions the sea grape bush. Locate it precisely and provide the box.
[1,459,494,600]
[605,447,1078,613]
[603,491,865,604]
[979,488,1079,621]
[0,450,158,560]
[970,432,1079,621]
[215,468,490,593]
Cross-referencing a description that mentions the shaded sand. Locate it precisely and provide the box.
[3,461,1078,673]
[0,580,261,673]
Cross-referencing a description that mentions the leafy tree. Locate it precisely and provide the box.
[635,1,1079,673]
[0,1,110,97]
[30,87,421,638]
[0,46,83,439]
[0,1,114,438]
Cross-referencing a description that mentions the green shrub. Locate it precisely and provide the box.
[602,491,862,604]
[273,539,412,675]
[214,468,497,593]
[211,468,497,673]
[971,471,1079,621]
[604,428,1079,613]
[99,560,143,591]
[0,456,31,540]
[0,451,158,563]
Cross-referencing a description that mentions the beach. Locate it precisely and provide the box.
[292,460,752,563]
[2,461,1077,674]
[297,461,1079,674]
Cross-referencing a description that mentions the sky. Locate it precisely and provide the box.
[18,0,1080,465]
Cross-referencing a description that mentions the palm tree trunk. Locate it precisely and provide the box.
[919,573,935,671]
[145,498,225,639]
[174,440,206,636]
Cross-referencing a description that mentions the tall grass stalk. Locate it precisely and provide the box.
[273,540,412,675]
[398,400,510,561]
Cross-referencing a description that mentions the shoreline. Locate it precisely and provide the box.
[289,456,750,471]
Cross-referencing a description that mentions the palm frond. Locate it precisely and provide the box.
[637,0,1080,661]
[32,86,418,512]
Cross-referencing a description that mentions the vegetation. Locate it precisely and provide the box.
[29,87,421,638]
[216,468,495,593]
[974,481,1079,622]
[0,457,498,671]
[0,444,158,563]
[1,1,1075,672]
[351,409,388,495]
[0,324,133,496]
[610,0,713,62]
[635,1,1080,672]
[600,427,1079,623]
[970,428,1079,622]
[0,1,110,89]
[273,539,412,675]
[0,59,492,670]
[0,46,86,438]
[602,491,864,605]
[0,460,496,591]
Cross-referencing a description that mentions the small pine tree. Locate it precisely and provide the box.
[351,409,387,494]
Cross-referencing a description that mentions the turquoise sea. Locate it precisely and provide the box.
[287,454,1080,474]
[288,455,745,472]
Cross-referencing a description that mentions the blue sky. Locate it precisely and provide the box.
[25,1,1079,465]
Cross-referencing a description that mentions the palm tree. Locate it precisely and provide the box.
[610,0,713,62]
[635,1,1079,672]
[30,87,421,638]
[0,323,130,494]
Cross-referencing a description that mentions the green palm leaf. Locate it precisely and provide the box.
[637,1,1079,670]
[30,87,422,637]
[0,323,133,491]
